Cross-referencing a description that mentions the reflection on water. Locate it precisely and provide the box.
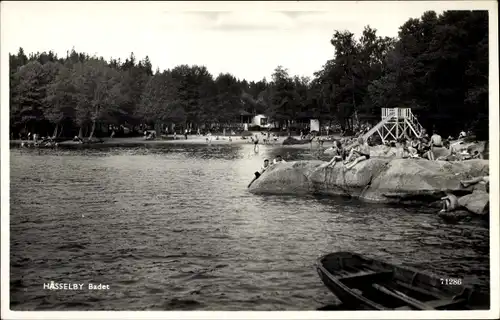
[10,144,489,310]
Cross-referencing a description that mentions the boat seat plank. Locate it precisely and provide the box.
[372,284,434,310]
[393,281,443,299]
[341,270,393,281]
[344,270,375,278]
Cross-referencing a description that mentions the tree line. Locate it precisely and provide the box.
[9,10,488,140]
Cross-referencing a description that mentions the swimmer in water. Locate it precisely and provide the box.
[248,159,270,188]
[439,193,459,213]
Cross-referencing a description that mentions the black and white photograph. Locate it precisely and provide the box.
[1,1,498,319]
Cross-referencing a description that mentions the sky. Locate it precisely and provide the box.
[0,1,493,82]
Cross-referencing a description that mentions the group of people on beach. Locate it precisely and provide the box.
[249,132,279,147]
[319,126,488,216]
[19,132,59,148]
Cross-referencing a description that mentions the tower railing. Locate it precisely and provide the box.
[368,108,424,143]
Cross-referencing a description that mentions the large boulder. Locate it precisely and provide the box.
[362,159,488,203]
[369,145,398,158]
[450,140,488,159]
[249,160,324,195]
[458,191,489,215]
[248,158,489,206]
[430,146,451,159]
[282,137,311,145]
[467,141,488,159]
[309,158,389,198]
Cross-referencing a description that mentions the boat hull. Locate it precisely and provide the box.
[317,264,378,310]
[316,252,489,310]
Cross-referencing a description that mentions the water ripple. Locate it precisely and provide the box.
[10,145,489,310]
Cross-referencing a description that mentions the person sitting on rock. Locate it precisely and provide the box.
[322,140,345,168]
[471,150,482,159]
[461,176,489,193]
[414,138,424,156]
[398,139,412,159]
[273,155,286,165]
[440,193,459,213]
[344,137,370,170]
[407,138,420,158]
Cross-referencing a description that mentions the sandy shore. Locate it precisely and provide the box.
[10,135,337,148]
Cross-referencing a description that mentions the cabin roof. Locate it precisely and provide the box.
[239,110,253,116]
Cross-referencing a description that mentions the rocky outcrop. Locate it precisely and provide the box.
[248,158,489,206]
[450,140,488,159]
[324,145,399,158]
[431,146,451,159]
[458,191,489,215]
[282,137,311,145]
[369,145,398,158]
[249,160,323,195]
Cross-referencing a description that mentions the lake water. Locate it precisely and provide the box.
[9,144,490,310]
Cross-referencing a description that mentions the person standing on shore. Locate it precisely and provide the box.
[254,135,259,152]
[184,129,188,140]
[428,130,443,160]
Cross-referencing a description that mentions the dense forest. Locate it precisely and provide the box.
[9,10,488,140]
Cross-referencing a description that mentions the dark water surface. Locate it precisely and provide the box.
[10,144,489,310]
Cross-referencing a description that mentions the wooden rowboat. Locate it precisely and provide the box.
[316,252,489,310]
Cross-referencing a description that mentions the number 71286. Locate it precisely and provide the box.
[440,278,463,285]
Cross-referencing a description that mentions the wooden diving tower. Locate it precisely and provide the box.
[362,108,424,143]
